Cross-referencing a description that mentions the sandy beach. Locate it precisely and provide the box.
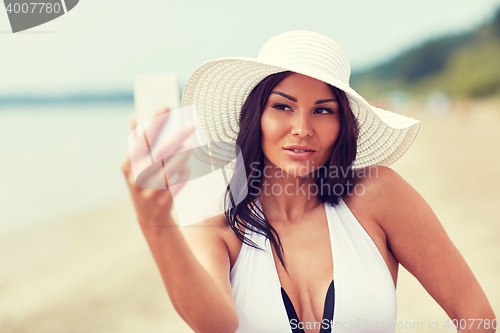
[1,100,499,333]
[391,100,500,331]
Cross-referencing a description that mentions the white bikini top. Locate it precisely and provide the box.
[229,197,397,332]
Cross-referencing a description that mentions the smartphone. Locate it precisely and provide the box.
[134,72,181,128]
[131,73,247,226]
[131,72,184,191]
[133,72,184,167]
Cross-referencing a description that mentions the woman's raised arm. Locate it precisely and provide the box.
[121,111,238,333]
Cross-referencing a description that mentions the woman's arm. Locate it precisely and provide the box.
[363,166,495,332]
[139,214,238,333]
[121,112,238,333]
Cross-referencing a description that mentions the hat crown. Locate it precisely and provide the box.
[257,31,351,85]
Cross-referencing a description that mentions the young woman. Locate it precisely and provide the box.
[122,31,495,333]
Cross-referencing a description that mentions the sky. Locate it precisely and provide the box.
[1,0,500,95]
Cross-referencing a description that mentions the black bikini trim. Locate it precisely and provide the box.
[281,280,335,333]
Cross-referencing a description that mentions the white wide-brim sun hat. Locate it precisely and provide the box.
[181,30,420,170]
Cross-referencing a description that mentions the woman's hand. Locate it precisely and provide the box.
[121,108,194,230]
[120,109,238,333]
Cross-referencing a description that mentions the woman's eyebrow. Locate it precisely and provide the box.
[270,92,337,105]
[270,91,297,102]
[315,98,337,105]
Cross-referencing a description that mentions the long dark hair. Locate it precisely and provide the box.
[224,71,359,270]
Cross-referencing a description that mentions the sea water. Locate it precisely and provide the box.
[0,104,133,235]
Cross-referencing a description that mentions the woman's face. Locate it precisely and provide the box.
[260,73,341,177]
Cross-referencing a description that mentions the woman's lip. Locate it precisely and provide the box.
[283,148,315,160]
[284,145,315,151]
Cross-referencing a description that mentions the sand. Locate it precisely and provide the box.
[1,100,499,333]
[390,100,500,331]
[0,197,194,333]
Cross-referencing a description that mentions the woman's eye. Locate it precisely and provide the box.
[272,103,292,111]
[314,107,334,114]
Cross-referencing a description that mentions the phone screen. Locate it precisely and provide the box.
[134,73,181,127]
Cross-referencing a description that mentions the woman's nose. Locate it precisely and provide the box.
[290,111,313,138]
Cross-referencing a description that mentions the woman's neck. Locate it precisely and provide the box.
[258,163,322,225]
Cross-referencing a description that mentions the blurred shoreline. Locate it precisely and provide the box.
[0,92,133,107]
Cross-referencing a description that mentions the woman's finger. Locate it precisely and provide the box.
[128,126,153,174]
[155,107,170,117]
[162,150,192,186]
[169,168,191,197]
[129,113,141,143]
[143,107,171,148]
[130,113,138,130]
[150,123,195,163]
[127,124,194,188]
[135,160,168,189]
[121,156,144,194]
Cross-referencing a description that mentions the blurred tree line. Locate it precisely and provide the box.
[351,8,500,99]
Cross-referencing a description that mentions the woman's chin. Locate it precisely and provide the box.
[263,158,321,178]
[282,165,316,178]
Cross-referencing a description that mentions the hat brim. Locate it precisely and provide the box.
[181,57,420,169]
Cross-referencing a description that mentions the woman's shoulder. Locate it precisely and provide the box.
[350,165,410,197]
[345,165,416,223]
[180,213,242,257]
[180,213,233,240]
[353,165,405,191]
